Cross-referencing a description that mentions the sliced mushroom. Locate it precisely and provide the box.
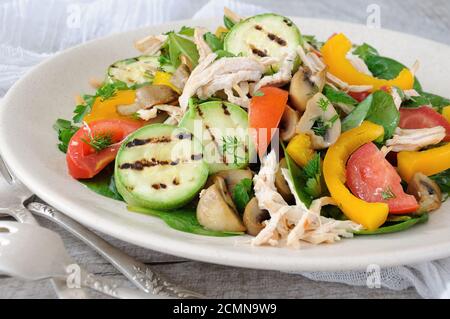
[407,172,442,213]
[279,105,300,142]
[289,67,326,113]
[170,63,191,90]
[243,197,270,236]
[296,92,341,149]
[117,85,178,115]
[212,169,253,195]
[197,176,246,232]
[275,158,294,203]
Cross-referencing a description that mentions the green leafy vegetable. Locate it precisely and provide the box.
[178,26,195,37]
[128,206,244,237]
[214,50,236,59]
[80,164,124,201]
[223,16,235,30]
[342,90,399,140]
[403,92,450,113]
[282,143,313,207]
[53,119,80,153]
[232,178,254,213]
[321,205,347,221]
[167,32,199,69]
[323,84,358,107]
[355,213,428,235]
[311,115,339,138]
[301,153,323,198]
[72,81,129,123]
[353,43,422,92]
[430,169,450,197]
[302,35,324,49]
[204,32,224,52]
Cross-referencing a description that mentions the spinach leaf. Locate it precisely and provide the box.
[214,50,236,59]
[53,119,79,153]
[80,164,124,201]
[128,206,244,237]
[355,213,428,235]
[232,178,253,213]
[321,205,347,221]
[178,26,195,37]
[341,94,373,132]
[430,169,450,196]
[402,91,450,113]
[342,91,399,140]
[353,43,422,92]
[167,32,199,69]
[204,32,223,52]
[323,84,358,107]
[223,16,235,30]
[282,143,313,207]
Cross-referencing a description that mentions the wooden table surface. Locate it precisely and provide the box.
[1,0,449,299]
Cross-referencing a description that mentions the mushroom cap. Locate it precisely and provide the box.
[197,176,246,232]
[280,105,300,142]
[243,197,270,236]
[407,172,442,213]
[275,158,294,203]
[205,169,253,195]
[296,92,341,149]
[289,67,326,113]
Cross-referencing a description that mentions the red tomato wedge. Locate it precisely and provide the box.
[67,119,142,179]
[399,106,450,142]
[249,87,288,157]
[346,143,419,214]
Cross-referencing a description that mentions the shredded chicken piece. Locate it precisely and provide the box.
[386,126,446,152]
[404,89,420,99]
[136,108,158,121]
[348,54,373,75]
[170,64,190,90]
[254,50,297,92]
[135,35,167,55]
[391,88,403,110]
[251,151,362,248]
[380,146,394,157]
[326,72,373,93]
[224,7,243,24]
[194,28,213,63]
[179,54,265,109]
[156,104,184,124]
[410,60,420,78]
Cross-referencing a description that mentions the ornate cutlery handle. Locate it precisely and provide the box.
[27,202,204,299]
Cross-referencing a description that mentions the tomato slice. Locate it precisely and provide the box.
[346,143,419,214]
[399,106,450,141]
[348,90,370,103]
[67,119,142,179]
[249,87,288,157]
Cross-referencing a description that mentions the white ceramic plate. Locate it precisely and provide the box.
[1,18,450,272]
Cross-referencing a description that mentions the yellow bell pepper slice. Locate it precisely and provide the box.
[83,90,142,123]
[153,71,181,94]
[286,134,316,167]
[215,26,229,38]
[321,33,414,91]
[323,121,389,230]
[442,106,450,123]
[397,143,450,183]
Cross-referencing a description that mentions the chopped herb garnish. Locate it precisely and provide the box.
[317,97,330,111]
[254,90,265,97]
[223,16,235,30]
[301,153,323,198]
[81,126,114,152]
[311,115,339,137]
[53,119,79,153]
[381,187,396,200]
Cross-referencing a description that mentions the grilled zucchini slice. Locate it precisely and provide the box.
[224,13,302,70]
[107,56,160,86]
[115,124,208,210]
[178,101,253,174]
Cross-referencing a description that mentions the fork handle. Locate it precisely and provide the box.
[27,202,204,299]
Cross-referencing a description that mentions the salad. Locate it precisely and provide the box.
[54,8,450,248]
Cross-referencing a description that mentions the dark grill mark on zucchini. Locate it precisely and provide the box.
[283,18,293,27]
[204,124,226,163]
[197,107,204,117]
[222,104,231,115]
[173,177,180,185]
[176,132,193,140]
[170,159,180,166]
[267,33,287,46]
[152,183,167,190]
[254,25,263,31]
[120,159,169,170]
[250,45,268,57]
[126,136,172,148]
[191,154,203,161]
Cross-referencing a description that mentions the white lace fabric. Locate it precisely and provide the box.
[1,0,449,299]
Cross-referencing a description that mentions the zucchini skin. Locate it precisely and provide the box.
[106,55,160,86]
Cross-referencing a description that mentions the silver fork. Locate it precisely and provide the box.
[0,155,204,299]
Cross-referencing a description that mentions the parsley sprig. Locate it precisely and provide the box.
[53,119,80,153]
[312,114,339,137]
[222,136,245,165]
